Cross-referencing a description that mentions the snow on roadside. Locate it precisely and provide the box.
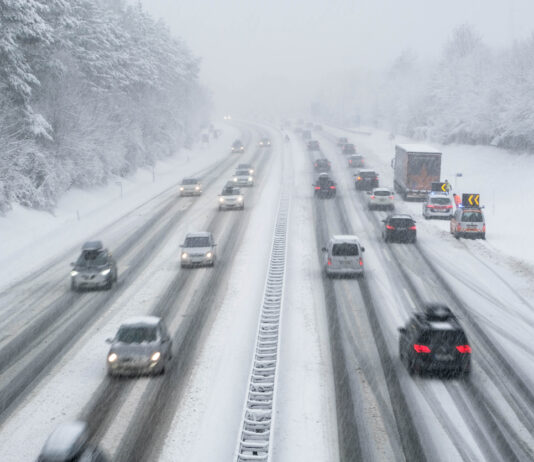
[0,125,239,293]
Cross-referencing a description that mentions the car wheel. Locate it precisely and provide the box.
[424,214,429,220]
[70,279,78,292]
[218,205,222,211]
[481,234,486,240]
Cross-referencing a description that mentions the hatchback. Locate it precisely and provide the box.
[367,188,395,211]
[70,241,117,291]
[322,235,365,278]
[422,193,453,219]
[347,154,364,168]
[450,207,485,239]
[180,232,217,267]
[314,158,331,172]
[382,214,417,243]
[354,169,379,191]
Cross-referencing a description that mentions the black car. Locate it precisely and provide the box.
[314,158,331,172]
[314,173,336,199]
[398,304,471,377]
[382,214,416,243]
[70,241,118,291]
[354,169,379,190]
[342,143,356,155]
[307,140,320,151]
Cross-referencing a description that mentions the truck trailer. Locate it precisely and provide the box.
[393,144,442,200]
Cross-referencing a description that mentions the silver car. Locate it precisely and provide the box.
[179,178,202,196]
[422,192,454,219]
[107,316,172,376]
[233,169,254,186]
[180,231,217,267]
[322,235,365,278]
[70,241,117,291]
[219,185,244,210]
[366,187,395,211]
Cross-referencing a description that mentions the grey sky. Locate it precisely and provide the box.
[138,0,534,116]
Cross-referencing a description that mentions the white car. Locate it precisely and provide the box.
[366,187,395,211]
[219,185,244,210]
[180,232,217,267]
[233,169,254,187]
[422,192,454,219]
[321,235,365,278]
[179,178,202,196]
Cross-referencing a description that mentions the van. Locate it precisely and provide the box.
[321,235,365,278]
[450,207,486,239]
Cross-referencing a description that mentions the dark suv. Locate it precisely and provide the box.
[314,158,331,172]
[398,304,471,377]
[382,214,416,243]
[354,169,379,190]
[314,173,336,199]
[342,143,356,155]
[70,241,118,291]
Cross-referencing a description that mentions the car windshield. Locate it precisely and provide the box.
[431,197,451,205]
[236,170,249,176]
[184,236,211,247]
[233,141,242,146]
[182,179,197,185]
[418,329,467,346]
[461,211,483,222]
[117,326,157,344]
[374,190,390,197]
[222,188,238,196]
[332,243,359,256]
[76,250,108,267]
[238,164,250,169]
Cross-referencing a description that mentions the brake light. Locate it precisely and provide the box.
[389,195,394,199]
[386,225,395,230]
[359,258,363,266]
[456,345,472,354]
[375,177,379,180]
[349,160,352,163]
[426,204,434,208]
[446,205,453,209]
[483,224,486,232]
[314,163,317,167]
[315,186,321,190]
[409,226,416,230]
[370,195,375,199]
[330,186,336,189]
[457,224,461,231]
[327,258,332,266]
[414,344,431,353]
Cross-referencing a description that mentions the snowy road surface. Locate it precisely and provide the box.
[0,122,533,461]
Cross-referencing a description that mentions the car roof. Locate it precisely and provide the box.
[82,241,103,251]
[357,168,375,173]
[121,316,161,327]
[40,421,87,459]
[331,234,361,243]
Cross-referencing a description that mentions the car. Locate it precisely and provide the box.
[38,421,109,462]
[106,316,172,376]
[347,154,364,168]
[179,178,202,196]
[398,304,471,376]
[302,129,312,140]
[314,158,331,172]
[354,169,379,190]
[231,139,245,153]
[337,137,348,146]
[259,137,271,147]
[313,173,337,198]
[70,241,118,291]
[342,143,356,155]
[367,187,395,210]
[219,185,244,210]
[307,140,320,151]
[450,206,485,239]
[422,192,454,219]
[322,235,365,278]
[382,214,417,243]
[233,168,254,186]
[180,231,217,267]
[237,163,254,175]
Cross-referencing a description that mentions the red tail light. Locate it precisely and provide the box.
[370,195,375,199]
[349,160,352,163]
[386,225,395,230]
[457,224,461,231]
[426,204,434,208]
[375,177,379,180]
[409,226,416,230]
[456,345,472,354]
[330,186,336,189]
[315,186,320,190]
[414,344,431,353]
[327,258,332,266]
[446,205,453,209]
[359,258,363,266]
[483,224,486,232]
[389,195,394,199]
[314,163,317,167]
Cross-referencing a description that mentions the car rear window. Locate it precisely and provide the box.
[461,211,483,222]
[389,218,414,227]
[430,197,451,205]
[374,190,390,197]
[332,243,359,256]
[418,329,467,346]
[184,236,211,247]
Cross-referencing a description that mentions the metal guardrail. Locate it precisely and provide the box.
[235,193,290,461]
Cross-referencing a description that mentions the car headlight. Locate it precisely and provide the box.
[108,353,118,363]
[248,177,253,181]
[195,186,200,190]
[250,169,254,174]
[233,177,238,182]
[180,187,184,191]
[151,352,161,362]
[206,251,213,258]
[100,268,111,276]
[237,196,243,202]
[181,252,189,259]
[219,197,225,203]
[70,270,79,277]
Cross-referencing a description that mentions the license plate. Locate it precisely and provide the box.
[435,354,453,361]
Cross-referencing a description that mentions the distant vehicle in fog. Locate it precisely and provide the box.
[232,139,245,153]
[322,235,365,278]
[237,163,254,175]
[107,316,172,377]
[307,140,320,151]
[259,137,271,147]
[313,173,336,199]
[314,158,331,172]
[70,241,117,291]
[302,129,312,140]
[180,178,202,196]
[342,143,356,155]
[337,137,348,146]
[347,154,364,168]
[398,304,471,377]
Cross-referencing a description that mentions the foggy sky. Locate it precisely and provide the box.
[138,0,534,117]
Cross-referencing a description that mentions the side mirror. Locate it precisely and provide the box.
[321,247,327,252]
[398,327,406,334]
[105,338,113,344]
